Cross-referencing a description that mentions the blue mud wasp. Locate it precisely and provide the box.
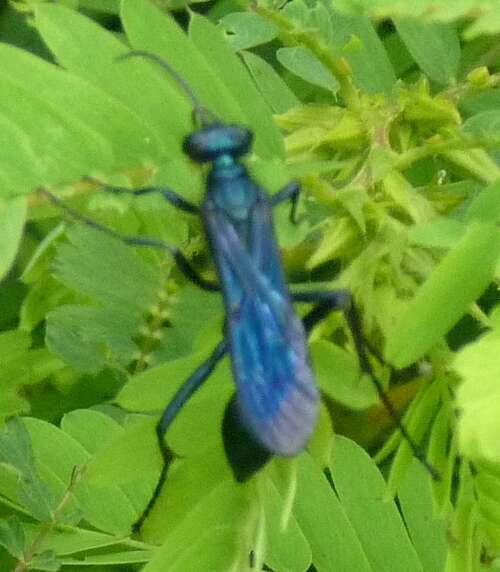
[42,51,437,530]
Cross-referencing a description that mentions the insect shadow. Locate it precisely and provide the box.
[41,50,439,533]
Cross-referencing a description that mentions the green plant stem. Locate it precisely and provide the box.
[395,136,500,181]
[13,465,155,571]
[255,5,360,110]
[443,72,500,102]
[14,467,84,572]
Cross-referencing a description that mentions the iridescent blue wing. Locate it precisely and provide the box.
[206,196,318,457]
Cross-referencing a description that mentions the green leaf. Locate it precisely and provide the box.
[78,0,120,13]
[460,89,500,116]
[454,324,500,463]
[60,549,151,565]
[0,330,63,422]
[0,329,30,361]
[264,478,312,572]
[311,340,378,409]
[121,0,245,126]
[115,358,234,540]
[0,74,92,188]
[474,460,500,547]
[288,452,372,572]
[21,417,89,492]
[393,19,460,86]
[189,13,284,159]
[84,415,159,487]
[407,218,465,249]
[45,224,162,372]
[383,31,414,77]
[464,9,500,39]
[0,418,56,522]
[60,409,123,456]
[153,283,223,363]
[386,222,500,367]
[277,47,339,92]
[63,410,158,522]
[463,110,500,145]
[446,463,479,570]
[0,516,25,559]
[35,3,188,156]
[30,550,61,572]
[0,44,158,188]
[46,304,139,373]
[22,522,133,556]
[141,480,250,572]
[0,196,26,280]
[427,401,456,512]
[21,416,140,535]
[116,348,231,412]
[242,52,300,114]
[131,368,231,459]
[330,437,423,572]
[466,179,500,224]
[128,188,190,244]
[332,0,498,40]
[397,462,448,572]
[385,379,442,496]
[329,10,397,95]
[53,225,159,312]
[140,424,233,544]
[219,12,278,50]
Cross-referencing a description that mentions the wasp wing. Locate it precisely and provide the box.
[206,198,318,457]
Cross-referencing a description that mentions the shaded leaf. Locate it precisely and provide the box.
[0,516,25,559]
[394,19,460,86]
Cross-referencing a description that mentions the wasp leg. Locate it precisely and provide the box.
[40,188,219,292]
[271,181,301,224]
[84,177,199,214]
[134,338,228,533]
[293,289,440,481]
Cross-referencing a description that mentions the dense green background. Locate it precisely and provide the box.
[1,0,500,570]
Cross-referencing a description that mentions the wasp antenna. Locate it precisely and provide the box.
[117,50,218,127]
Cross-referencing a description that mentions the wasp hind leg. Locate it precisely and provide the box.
[133,339,228,533]
[293,289,440,481]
